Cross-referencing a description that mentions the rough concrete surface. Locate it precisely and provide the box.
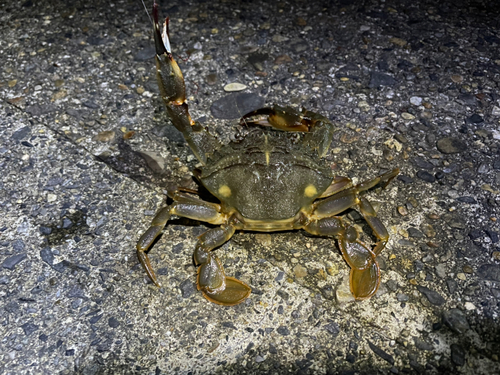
[1,0,500,374]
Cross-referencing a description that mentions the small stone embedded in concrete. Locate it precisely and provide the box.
[2,253,27,270]
[410,96,423,106]
[324,321,340,336]
[436,137,467,154]
[407,227,425,238]
[293,264,308,278]
[414,337,433,351]
[477,264,500,282]
[108,316,120,328]
[416,285,445,305]
[369,71,397,87]
[416,170,436,183]
[210,93,265,119]
[435,264,446,278]
[367,341,394,365]
[223,82,247,92]
[11,126,32,141]
[277,326,290,336]
[412,156,434,170]
[11,239,25,252]
[21,322,39,336]
[442,308,470,334]
[466,113,483,123]
[450,344,466,366]
[179,279,196,298]
[397,293,409,302]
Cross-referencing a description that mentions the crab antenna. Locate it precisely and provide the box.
[141,0,153,24]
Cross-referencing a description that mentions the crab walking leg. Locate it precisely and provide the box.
[240,105,336,157]
[136,195,225,287]
[307,169,399,299]
[303,217,380,299]
[193,225,251,306]
[152,3,219,165]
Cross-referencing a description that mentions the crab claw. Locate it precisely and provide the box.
[350,260,380,299]
[200,277,252,306]
[197,255,251,306]
[241,105,310,131]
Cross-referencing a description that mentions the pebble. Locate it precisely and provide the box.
[462,265,473,274]
[324,321,340,336]
[397,206,408,216]
[412,156,434,169]
[435,264,446,278]
[413,337,433,351]
[293,265,308,278]
[436,137,467,154]
[446,279,458,294]
[450,344,466,366]
[410,96,422,106]
[397,293,409,302]
[2,253,27,270]
[108,316,120,328]
[179,279,196,298]
[477,264,500,281]
[255,355,265,363]
[205,73,218,85]
[421,224,436,238]
[390,37,407,47]
[369,71,397,88]
[277,326,290,336]
[401,112,415,120]
[367,341,394,365]
[464,302,475,310]
[416,171,435,183]
[336,280,355,303]
[442,308,470,334]
[407,227,425,238]
[416,285,445,305]
[223,82,247,92]
[210,93,265,119]
[21,322,39,336]
[466,113,483,123]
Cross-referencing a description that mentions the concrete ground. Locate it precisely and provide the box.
[1,0,500,374]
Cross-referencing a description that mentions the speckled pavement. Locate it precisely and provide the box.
[1,0,500,374]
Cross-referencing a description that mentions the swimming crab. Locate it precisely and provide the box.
[136,2,399,306]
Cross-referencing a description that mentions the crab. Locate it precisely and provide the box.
[136,2,400,306]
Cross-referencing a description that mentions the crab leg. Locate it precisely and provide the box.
[194,225,251,306]
[304,216,380,299]
[152,2,220,165]
[136,192,251,305]
[304,168,399,299]
[241,105,336,157]
[136,193,223,286]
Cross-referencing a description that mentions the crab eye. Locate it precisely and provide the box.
[304,184,317,198]
[218,185,232,198]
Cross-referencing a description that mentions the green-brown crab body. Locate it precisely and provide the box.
[136,1,400,306]
[199,132,333,222]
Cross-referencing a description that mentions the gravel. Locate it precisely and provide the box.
[1,0,499,374]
